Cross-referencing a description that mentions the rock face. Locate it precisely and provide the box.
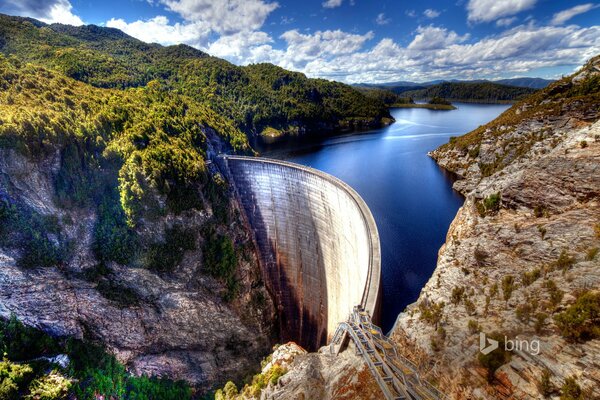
[392,55,600,398]
[0,145,275,390]
[261,343,382,400]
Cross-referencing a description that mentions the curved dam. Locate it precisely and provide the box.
[221,155,381,350]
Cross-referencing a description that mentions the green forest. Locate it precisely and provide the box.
[401,81,537,103]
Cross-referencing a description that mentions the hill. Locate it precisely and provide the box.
[401,81,537,103]
[495,77,554,89]
[0,14,390,139]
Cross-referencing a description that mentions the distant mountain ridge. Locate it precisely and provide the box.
[354,79,544,104]
[355,77,554,90]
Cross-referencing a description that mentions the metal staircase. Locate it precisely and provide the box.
[330,306,446,400]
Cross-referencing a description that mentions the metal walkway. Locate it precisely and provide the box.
[330,306,446,400]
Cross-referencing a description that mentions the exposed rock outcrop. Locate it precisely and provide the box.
[260,343,381,400]
[392,55,600,398]
[0,146,275,391]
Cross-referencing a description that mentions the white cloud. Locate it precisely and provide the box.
[496,17,517,27]
[405,9,417,18]
[288,24,600,83]
[375,13,390,25]
[322,0,342,8]
[277,29,374,68]
[106,16,210,47]
[208,31,273,63]
[0,0,83,25]
[467,0,537,23]
[408,25,469,50]
[160,0,278,34]
[551,3,599,25]
[423,9,441,19]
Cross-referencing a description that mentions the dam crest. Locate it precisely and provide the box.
[221,155,381,350]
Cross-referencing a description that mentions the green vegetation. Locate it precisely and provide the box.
[355,87,414,106]
[476,193,501,217]
[0,14,389,139]
[0,315,192,399]
[214,358,287,400]
[202,228,238,301]
[402,82,536,104]
[554,291,600,342]
[418,300,445,329]
[550,250,576,272]
[0,198,65,269]
[560,376,584,400]
[545,279,564,308]
[502,275,516,301]
[451,286,465,304]
[477,333,511,382]
[538,369,553,397]
[522,268,541,286]
[146,225,197,273]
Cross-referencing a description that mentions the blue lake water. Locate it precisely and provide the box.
[261,103,510,332]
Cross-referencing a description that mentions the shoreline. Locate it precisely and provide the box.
[391,103,457,110]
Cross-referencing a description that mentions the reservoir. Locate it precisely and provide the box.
[261,103,510,332]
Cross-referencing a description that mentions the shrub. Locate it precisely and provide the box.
[502,275,516,301]
[554,291,600,342]
[545,280,564,307]
[551,250,575,271]
[477,333,511,382]
[489,282,498,298]
[537,225,547,240]
[468,320,480,334]
[146,225,196,273]
[586,247,598,261]
[26,370,72,399]
[464,299,476,315]
[516,303,533,323]
[535,312,548,334]
[560,376,583,400]
[522,268,541,286]
[92,192,138,265]
[483,193,501,213]
[451,286,465,304]
[538,369,553,397]
[474,247,488,265]
[0,199,64,269]
[202,229,238,300]
[418,300,445,329]
[0,357,34,399]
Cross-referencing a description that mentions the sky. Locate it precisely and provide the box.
[1,0,599,83]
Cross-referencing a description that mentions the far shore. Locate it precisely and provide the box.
[391,103,457,110]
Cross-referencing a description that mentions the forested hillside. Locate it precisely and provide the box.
[0,14,390,138]
[402,81,537,103]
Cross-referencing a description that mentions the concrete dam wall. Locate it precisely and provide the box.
[222,156,380,350]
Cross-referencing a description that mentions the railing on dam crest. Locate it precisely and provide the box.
[330,306,447,400]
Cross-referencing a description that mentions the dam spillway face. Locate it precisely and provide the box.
[222,156,381,350]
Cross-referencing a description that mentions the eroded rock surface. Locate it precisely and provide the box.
[392,56,600,398]
[0,146,275,390]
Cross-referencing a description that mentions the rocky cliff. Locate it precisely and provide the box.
[391,55,600,398]
[0,144,275,391]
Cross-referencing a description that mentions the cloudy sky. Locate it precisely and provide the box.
[1,0,599,83]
